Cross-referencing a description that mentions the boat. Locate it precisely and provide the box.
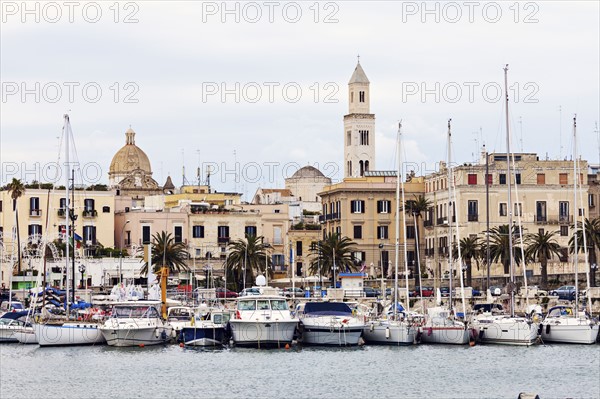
[362,122,417,346]
[180,306,232,347]
[0,311,31,343]
[297,301,365,346]
[541,116,600,344]
[228,281,298,348]
[472,65,540,346]
[167,306,196,339]
[100,301,172,347]
[34,320,105,347]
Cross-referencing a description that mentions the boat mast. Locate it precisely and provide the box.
[64,114,71,315]
[578,118,594,315]
[573,115,579,310]
[485,145,491,291]
[504,65,515,318]
[447,119,453,310]
[400,123,410,313]
[394,122,401,316]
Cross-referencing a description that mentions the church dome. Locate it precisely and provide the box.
[290,165,326,179]
[109,128,152,176]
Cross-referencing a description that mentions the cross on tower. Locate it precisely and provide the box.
[357,54,360,63]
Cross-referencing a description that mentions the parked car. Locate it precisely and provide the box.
[363,287,381,297]
[439,287,450,297]
[283,287,305,297]
[549,285,576,300]
[239,288,261,297]
[215,288,238,298]
[410,286,435,297]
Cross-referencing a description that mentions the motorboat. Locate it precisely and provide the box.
[541,305,599,344]
[419,306,473,345]
[0,311,31,343]
[167,306,195,339]
[180,306,232,347]
[297,301,364,346]
[100,301,172,347]
[228,286,297,348]
[472,312,540,346]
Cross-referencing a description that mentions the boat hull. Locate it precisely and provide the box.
[420,326,472,345]
[541,321,600,344]
[362,321,416,345]
[229,320,297,348]
[0,328,19,343]
[299,318,364,346]
[180,325,227,347]
[473,316,539,346]
[14,328,37,344]
[34,322,105,346]
[100,324,171,347]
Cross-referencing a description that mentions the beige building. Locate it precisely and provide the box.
[284,165,332,213]
[424,152,589,283]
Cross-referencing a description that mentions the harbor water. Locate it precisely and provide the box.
[1,343,599,398]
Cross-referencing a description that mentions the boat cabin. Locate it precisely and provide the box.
[237,298,289,312]
[110,303,162,319]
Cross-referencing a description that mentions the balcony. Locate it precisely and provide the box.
[436,217,447,225]
[29,209,42,217]
[559,215,573,224]
[217,237,230,244]
[534,215,547,224]
[467,214,478,222]
[82,209,98,218]
[424,219,433,227]
[57,209,66,217]
[438,246,448,255]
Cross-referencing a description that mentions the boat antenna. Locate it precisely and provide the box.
[504,64,515,318]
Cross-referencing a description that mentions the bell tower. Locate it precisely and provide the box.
[344,58,376,178]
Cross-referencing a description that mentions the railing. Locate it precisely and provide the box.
[29,209,42,217]
[437,217,447,225]
[534,215,547,224]
[82,209,98,218]
[424,219,433,227]
[438,246,448,255]
[57,209,66,217]
[467,214,478,222]
[559,215,573,224]
[217,237,230,244]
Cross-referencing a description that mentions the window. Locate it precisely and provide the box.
[218,226,230,241]
[28,224,42,236]
[468,200,478,221]
[380,250,389,271]
[353,225,363,239]
[84,198,95,211]
[296,241,303,256]
[486,174,493,185]
[29,197,40,216]
[536,201,547,222]
[589,194,595,208]
[579,208,585,216]
[273,226,282,244]
[559,248,568,262]
[174,226,183,243]
[559,201,569,222]
[0,200,2,212]
[514,203,522,217]
[468,174,477,185]
[377,200,391,214]
[346,130,351,146]
[83,226,97,245]
[499,203,507,217]
[377,225,389,240]
[296,262,303,277]
[272,254,285,267]
[406,225,415,239]
[351,200,365,213]
[353,251,366,263]
[537,173,545,185]
[515,173,521,185]
[359,130,369,145]
[245,226,257,237]
[559,173,568,185]
[102,206,110,213]
[359,90,365,102]
[350,92,354,103]
[192,225,205,238]
[560,225,569,237]
[347,161,352,176]
[499,174,506,185]
[142,226,151,244]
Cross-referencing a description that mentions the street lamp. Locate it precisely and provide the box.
[78,264,86,289]
[119,220,131,285]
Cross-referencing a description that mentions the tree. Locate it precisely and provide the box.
[485,224,524,276]
[309,233,358,284]
[141,231,189,317]
[225,234,272,292]
[525,230,562,289]
[452,236,482,287]
[569,217,600,287]
[7,178,25,273]
[404,195,432,287]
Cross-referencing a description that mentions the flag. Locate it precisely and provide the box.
[74,232,83,241]
[360,262,366,273]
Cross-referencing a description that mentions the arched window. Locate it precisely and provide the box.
[359,160,364,176]
[365,160,369,172]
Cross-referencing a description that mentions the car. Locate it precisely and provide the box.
[471,288,483,297]
[439,287,450,297]
[363,287,381,297]
[215,288,238,298]
[489,285,503,296]
[239,288,261,297]
[549,285,576,300]
[283,287,305,297]
[410,286,434,297]
[518,285,548,298]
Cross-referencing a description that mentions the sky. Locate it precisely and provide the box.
[1,1,599,200]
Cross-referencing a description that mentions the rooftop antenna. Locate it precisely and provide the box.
[182,149,190,186]
[472,131,480,163]
[206,165,212,193]
[196,149,201,186]
[559,105,563,159]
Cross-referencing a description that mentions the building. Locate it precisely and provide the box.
[284,165,332,213]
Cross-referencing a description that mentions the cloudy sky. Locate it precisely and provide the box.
[1,1,598,199]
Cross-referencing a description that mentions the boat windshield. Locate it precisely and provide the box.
[212,313,231,324]
[238,300,256,311]
[547,306,573,318]
[113,306,159,318]
[271,300,288,311]
[257,300,270,310]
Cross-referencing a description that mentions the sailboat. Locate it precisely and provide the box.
[471,66,540,346]
[362,122,417,345]
[420,120,472,345]
[33,115,105,346]
[541,116,600,344]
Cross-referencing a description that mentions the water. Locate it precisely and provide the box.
[1,343,599,398]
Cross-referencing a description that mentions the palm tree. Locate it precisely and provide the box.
[141,231,189,317]
[7,178,25,273]
[452,236,482,287]
[225,234,272,292]
[569,217,600,287]
[485,224,524,277]
[525,230,562,289]
[404,194,431,288]
[309,233,358,284]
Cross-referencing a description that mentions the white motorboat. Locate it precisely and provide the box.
[541,306,599,344]
[34,321,105,346]
[472,312,540,346]
[14,328,38,344]
[297,301,364,346]
[228,287,297,348]
[167,306,195,339]
[419,306,473,345]
[180,307,232,347]
[0,311,30,343]
[100,301,172,347]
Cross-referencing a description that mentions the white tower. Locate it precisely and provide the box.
[344,60,376,178]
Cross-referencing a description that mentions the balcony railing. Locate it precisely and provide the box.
[29,209,42,217]
[535,215,547,224]
[467,214,478,222]
[436,217,447,225]
[217,237,230,244]
[559,215,573,224]
[82,209,98,218]
[57,209,66,217]
[424,219,433,227]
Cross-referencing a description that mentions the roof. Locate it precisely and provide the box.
[109,128,152,175]
[289,165,327,179]
[364,171,397,177]
[260,188,293,196]
[349,62,370,84]
[163,176,175,190]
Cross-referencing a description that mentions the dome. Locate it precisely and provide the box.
[109,128,152,176]
[290,165,326,179]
